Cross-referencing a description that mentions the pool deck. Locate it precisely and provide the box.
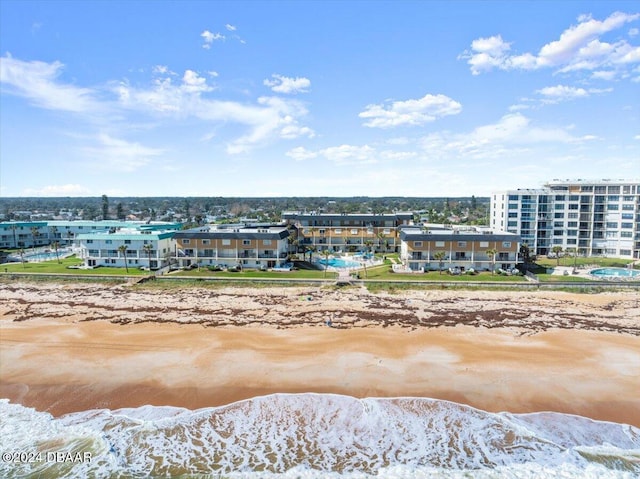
[551,265,640,281]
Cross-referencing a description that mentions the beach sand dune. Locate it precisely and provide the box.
[1,281,639,426]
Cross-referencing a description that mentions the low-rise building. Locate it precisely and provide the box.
[400,226,521,272]
[0,221,49,249]
[76,229,176,269]
[173,225,291,269]
[282,212,413,253]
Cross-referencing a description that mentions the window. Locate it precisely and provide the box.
[568,213,578,219]
[106,239,112,244]
[242,240,251,245]
[567,230,577,237]
[621,213,633,220]
[606,222,618,228]
[334,229,342,234]
[555,195,565,201]
[222,239,231,246]
[508,212,518,218]
[568,204,579,210]
[124,240,131,244]
[608,195,619,202]
[414,241,422,247]
[553,221,564,228]
[350,229,358,235]
[621,231,632,238]
[622,204,634,211]
[457,241,466,247]
[507,221,517,227]
[508,195,518,200]
[620,249,631,256]
[183,239,190,244]
[480,241,489,247]
[605,248,616,255]
[623,196,634,202]
[435,241,445,247]
[554,204,565,210]
[263,239,272,245]
[567,239,577,245]
[554,213,564,218]
[607,204,619,211]
[383,229,390,234]
[606,231,618,238]
[569,195,579,201]
[621,223,633,229]
[319,229,325,235]
[502,242,511,248]
[86,239,93,244]
[508,203,518,210]
[567,221,577,227]
[202,239,210,245]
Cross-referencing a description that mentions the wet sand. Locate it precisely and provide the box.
[1,281,639,426]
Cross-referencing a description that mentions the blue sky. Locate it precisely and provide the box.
[1,1,638,197]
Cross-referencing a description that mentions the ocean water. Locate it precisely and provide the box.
[1,394,639,478]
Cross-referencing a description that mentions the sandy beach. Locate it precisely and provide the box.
[1,280,639,426]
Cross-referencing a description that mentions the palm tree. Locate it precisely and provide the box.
[376,232,385,253]
[364,239,374,254]
[486,248,497,274]
[50,226,59,245]
[11,224,17,249]
[433,251,446,275]
[30,227,40,251]
[52,241,61,263]
[143,243,154,270]
[551,245,563,266]
[308,226,317,251]
[19,248,26,269]
[519,242,530,271]
[118,244,129,273]
[322,248,331,278]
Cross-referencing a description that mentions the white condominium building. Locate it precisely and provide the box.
[491,179,640,259]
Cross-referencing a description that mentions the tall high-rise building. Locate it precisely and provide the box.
[491,179,640,259]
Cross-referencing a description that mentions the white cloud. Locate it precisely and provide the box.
[0,54,101,113]
[22,184,92,196]
[417,113,594,162]
[263,74,311,94]
[225,24,236,31]
[286,146,317,161]
[630,27,639,37]
[181,70,213,93]
[461,12,640,75]
[152,65,176,76]
[81,133,164,172]
[359,93,462,128]
[536,84,613,104]
[201,30,225,49]
[635,134,640,140]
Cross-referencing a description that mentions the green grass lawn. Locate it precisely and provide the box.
[536,274,594,282]
[171,267,335,280]
[1,255,148,276]
[535,256,637,269]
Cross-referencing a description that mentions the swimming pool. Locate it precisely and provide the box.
[318,258,361,269]
[10,249,73,262]
[590,267,640,279]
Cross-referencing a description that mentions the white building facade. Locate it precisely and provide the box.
[76,229,176,269]
[491,179,640,259]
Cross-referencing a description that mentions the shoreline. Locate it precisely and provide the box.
[1,281,639,426]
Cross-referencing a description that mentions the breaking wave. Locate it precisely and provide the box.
[1,394,639,478]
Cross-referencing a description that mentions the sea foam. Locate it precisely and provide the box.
[1,394,638,478]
